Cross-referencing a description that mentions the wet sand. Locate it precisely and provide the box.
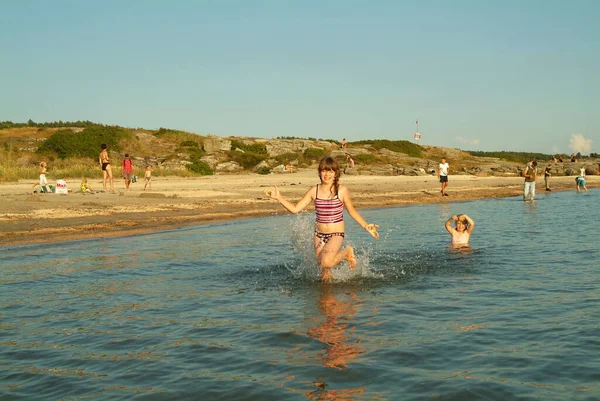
[0,171,593,247]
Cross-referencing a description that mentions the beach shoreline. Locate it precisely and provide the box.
[0,171,594,247]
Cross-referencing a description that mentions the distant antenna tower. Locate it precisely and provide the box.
[413,119,421,143]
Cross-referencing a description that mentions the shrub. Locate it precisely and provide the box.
[275,152,300,164]
[353,140,423,158]
[230,140,268,155]
[186,160,213,175]
[353,153,376,163]
[37,126,129,159]
[229,151,268,169]
[467,151,554,164]
[303,147,326,160]
[154,128,205,144]
[180,140,199,147]
[256,166,271,175]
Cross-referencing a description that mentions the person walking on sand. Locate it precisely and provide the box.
[143,165,152,191]
[445,214,475,246]
[39,161,48,189]
[438,158,449,196]
[523,160,537,201]
[576,166,588,193]
[264,156,379,282]
[544,163,552,191]
[122,153,134,190]
[99,144,114,192]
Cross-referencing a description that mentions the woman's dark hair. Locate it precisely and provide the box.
[318,156,341,197]
[101,144,107,150]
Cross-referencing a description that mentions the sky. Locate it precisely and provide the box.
[1,0,598,154]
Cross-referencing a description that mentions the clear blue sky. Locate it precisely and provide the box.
[1,0,598,154]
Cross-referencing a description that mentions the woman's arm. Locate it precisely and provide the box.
[339,185,379,239]
[265,186,314,214]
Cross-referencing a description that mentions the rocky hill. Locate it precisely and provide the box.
[1,126,598,179]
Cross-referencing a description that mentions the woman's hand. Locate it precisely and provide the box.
[365,223,380,239]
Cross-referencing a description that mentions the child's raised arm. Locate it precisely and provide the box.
[459,214,475,234]
[445,216,457,233]
[338,185,379,239]
[264,186,314,214]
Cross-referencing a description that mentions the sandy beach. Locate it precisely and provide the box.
[0,171,594,247]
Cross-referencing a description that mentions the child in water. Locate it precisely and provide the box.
[445,214,475,246]
[264,156,379,281]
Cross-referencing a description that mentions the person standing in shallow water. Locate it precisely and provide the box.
[523,160,537,201]
[576,166,588,193]
[264,156,379,282]
[544,163,552,191]
[99,144,114,192]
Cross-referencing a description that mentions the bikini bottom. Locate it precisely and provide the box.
[314,231,345,248]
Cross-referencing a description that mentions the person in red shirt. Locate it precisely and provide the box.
[122,154,134,190]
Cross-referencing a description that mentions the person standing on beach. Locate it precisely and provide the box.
[264,156,379,281]
[523,160,537,201]
[576,166,588,193]
[143,165,152,191]
[544,163,552,191]
[39,161,48,189]
[99,144,114,192]
[122,154,134,190]
[438,158,449,196]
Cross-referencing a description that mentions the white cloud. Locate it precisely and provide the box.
[568,133,592,155]
[456,136,480,146]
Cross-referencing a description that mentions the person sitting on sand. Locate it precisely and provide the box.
[264,156,379,281]
[80,178,95,194]
[445,214,475,246]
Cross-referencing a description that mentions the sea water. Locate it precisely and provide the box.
[1,189,598,401]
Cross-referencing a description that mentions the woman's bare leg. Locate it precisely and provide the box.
[106,166,114,191]
[102,170,108,191]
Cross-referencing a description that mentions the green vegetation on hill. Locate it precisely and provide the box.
[0,120,102,130]
[37,126,130,159]
[230,140,268,155]
[467,151,555,163]
[353,139,423,158]
[154,127,205,144]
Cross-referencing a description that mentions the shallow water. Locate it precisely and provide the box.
[1,189,599,400]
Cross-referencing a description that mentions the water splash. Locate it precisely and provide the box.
[283,213,382,283]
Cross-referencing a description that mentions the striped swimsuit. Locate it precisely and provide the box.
[314,185,345,247]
